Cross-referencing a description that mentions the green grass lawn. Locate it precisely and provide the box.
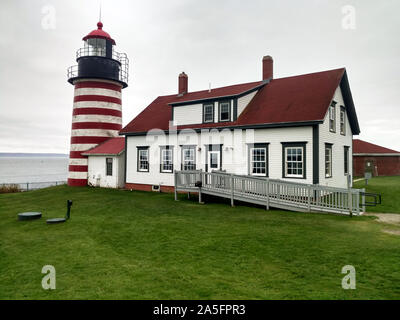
[1,185,400,299]
[354,176,400,213]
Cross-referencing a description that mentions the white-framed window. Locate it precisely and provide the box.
[249,145,268,176]
[329,102,336,133]
[106,158,113,176]
[344,146,349,175]
[137,148,149,172]
[219,101,230,122]
[283,144,305,178]
[325,144,333,178]
[340,106,346,135]
[182,147,196,171]
[161,148,173,173]
[203,103,214,123]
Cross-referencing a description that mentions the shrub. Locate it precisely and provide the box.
[0,184,21,193]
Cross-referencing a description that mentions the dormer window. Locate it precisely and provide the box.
[219,101,230,122]
[203,103,214,123]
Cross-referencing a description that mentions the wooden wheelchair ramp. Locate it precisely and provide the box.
[174,171,365,216]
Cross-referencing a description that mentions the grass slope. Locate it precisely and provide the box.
[354,176,400,213]
[0,185,400,299]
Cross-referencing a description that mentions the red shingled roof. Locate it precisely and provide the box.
[170,81,264,104]
[237,68,344,125]
[82,137,124,155]
[353,139,399,154]
[120,68,355,134]
[119,81,264,134]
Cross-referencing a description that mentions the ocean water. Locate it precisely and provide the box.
[0,157,68,184]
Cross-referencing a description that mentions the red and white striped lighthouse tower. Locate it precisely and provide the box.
[67,21,129,186]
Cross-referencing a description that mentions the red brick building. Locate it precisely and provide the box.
[353,139,400,176]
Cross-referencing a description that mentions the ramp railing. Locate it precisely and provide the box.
[174,170,362,215]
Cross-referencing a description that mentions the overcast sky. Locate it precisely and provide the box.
[0,0,399,153]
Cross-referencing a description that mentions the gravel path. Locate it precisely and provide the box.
[382,229,400,236]
[365,213,400,236]
[365,213,400,225]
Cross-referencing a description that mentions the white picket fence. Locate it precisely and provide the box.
[174,170,365,215]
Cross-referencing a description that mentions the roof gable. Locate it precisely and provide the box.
[339,70,360,135]
[318,73,360,136]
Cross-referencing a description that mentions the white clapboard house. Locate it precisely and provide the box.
[119,56,360,192]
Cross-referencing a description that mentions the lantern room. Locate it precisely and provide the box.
[67,21,129,88]
[81,21,115,58]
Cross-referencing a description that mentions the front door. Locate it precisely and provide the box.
[365,159,375,176]
[208,151,220,172]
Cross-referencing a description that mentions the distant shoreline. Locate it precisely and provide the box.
[0,153,68,157]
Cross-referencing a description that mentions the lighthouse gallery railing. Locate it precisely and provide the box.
[67,48,129,84]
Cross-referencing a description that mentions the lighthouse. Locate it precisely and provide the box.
[67,21,129,186]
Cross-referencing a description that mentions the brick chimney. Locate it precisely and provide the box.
[178,72,188,95]
[262,56,273,80]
